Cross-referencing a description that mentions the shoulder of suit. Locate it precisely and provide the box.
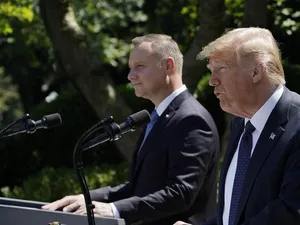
[230,116,243,129]
[290,90,300,109]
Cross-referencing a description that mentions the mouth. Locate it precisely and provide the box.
[132,83,142,86]
[214,92,224,98]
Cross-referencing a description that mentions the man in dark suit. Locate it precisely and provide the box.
[174,27,300,225]
[42,34,220,225]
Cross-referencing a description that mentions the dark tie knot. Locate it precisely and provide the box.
[244,121,255,135]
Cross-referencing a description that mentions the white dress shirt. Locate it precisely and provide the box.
[222,85,284,225]
[110,85,187,218]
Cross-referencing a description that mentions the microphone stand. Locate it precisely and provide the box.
[73,116,114,225]
[0,114,32,138]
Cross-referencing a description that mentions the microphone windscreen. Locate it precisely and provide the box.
[129,110,151,128]
[43,113,62,128]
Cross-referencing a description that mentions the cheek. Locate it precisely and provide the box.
[224,76,246,95]
[137,69,150,81]
[222,79,236,95]
[140,67,165,86]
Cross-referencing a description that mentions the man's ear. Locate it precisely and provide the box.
[165,57,176,74]
[252,64,264,84]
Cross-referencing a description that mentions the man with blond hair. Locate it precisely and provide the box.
[43,34,220,225]
[175,27,300,225]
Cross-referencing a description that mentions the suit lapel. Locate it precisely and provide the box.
[132,90,192,179]
[130,131,145,179]
[235,88,291,223]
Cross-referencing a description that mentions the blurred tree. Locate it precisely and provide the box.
[225,0,268,28]
[182,0,227,139]
[0,67,22,124]
[38,0,150,161]
[0,1,34,35]
[1,164,129,201]
[0,88,126,188]
[243,0,268,27]
[182,0,226,93]
[0,0,58,115]
[143,0,199,51]
[269,0,300,65]
[0,0,150,190]
[37,0,229,160]
[2,0,300,199]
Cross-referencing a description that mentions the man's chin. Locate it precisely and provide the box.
[134,89,144,98]
[134,91,143,98]
[134,91,141,97]
[219,101,230,113]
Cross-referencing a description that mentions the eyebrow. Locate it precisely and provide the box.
[129,60,146,66]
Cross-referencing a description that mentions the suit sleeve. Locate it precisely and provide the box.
[113,115,217,224]
[204,216,217,225]
[90,182,132,202]
[242,147,300,225]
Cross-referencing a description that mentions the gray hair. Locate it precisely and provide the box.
[132,34,183,74]
[198,27,285,85]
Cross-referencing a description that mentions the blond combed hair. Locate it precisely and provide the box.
[197,27,285,85]
[132,34,183,74]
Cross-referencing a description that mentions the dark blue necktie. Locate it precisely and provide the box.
[144,109,159,139]
[228,121,255,225]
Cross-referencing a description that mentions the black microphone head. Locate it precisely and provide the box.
[42,113,62,129]
[128,109,151,128]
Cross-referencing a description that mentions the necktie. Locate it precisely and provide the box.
[144,109,159,140]
[228,121,255,225]
[137,110,159,157]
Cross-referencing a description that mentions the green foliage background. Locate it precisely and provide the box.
[0,0,300,202]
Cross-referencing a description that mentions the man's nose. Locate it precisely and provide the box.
[208,73,219,87]
[127,69,136,81]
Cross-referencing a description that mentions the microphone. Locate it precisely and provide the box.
[2,113,62,137]
[82,109,150,151]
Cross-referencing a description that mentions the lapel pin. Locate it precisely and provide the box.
[165,114,169,118]
[269,132,276,140]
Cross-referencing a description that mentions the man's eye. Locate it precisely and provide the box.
[220,67,227,72]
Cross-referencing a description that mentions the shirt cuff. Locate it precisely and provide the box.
[109,203,120,218]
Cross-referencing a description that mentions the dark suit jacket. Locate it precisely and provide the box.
[90,90,220,225]
[206,87,300,225]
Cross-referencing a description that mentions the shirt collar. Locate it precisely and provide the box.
[245,85,284,132]
[156,85,187,116]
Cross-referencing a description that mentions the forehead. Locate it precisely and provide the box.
[129,42,154,60]
[208,58,227,66]
[207,51,237,69]
[207,58,228,71]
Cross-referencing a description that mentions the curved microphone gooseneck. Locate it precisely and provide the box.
[0,113,62,138]
[73,109,150,225]
[0,114,31,138]
[73,116,114,225]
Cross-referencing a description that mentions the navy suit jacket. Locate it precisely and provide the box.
[206,87,300,225]
[90,90,220,225]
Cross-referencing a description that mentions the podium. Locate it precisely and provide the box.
[0,197,126,225]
